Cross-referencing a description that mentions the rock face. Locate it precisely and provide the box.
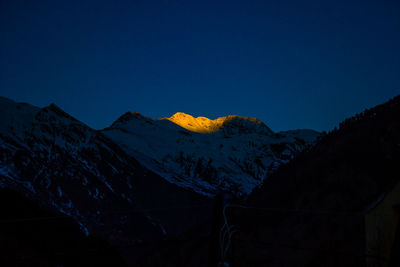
[103,111,319,196]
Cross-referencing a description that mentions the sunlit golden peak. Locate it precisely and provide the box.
[160,112,265,134]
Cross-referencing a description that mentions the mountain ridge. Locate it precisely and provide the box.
[161,112,272,134]
[103,110,319,196]
[0,96,319,199]
[110,111,274,135]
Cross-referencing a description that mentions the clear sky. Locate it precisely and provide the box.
[1,0,399,132]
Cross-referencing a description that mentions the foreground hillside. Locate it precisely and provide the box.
[0,188,125,266]
[245,95,400,266]
[251,94,400,210]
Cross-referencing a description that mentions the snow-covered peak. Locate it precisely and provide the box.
[110,111,151,126]
[104,110,320,196]
[43,103,80,122]
[110,111,274,135]
[158,112,271,135]
[162,112,221,133]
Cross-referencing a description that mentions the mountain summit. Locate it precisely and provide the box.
[104,111,319,196]
[161,112,272,135]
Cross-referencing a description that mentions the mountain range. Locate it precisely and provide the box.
[2,94,400,266]
[103,110,319,196]
[0,96,318,252]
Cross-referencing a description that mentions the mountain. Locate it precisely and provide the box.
[0,96,209,246]
[0,96,319,265]
[103,112,319,197]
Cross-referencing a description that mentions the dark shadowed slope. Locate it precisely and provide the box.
[241,94,400,266]
[0,188,126,266]
[250,94,400,210]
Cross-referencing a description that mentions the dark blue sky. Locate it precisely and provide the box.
[1,0,399,132]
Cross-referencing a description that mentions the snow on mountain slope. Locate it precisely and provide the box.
[0,97,174,241]
[103,112,320,196]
